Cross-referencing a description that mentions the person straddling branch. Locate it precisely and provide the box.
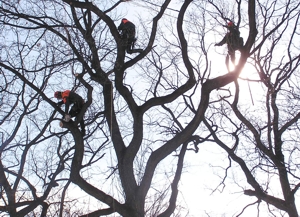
[215,21,244,70]
[54,90,86,136]
[118,18,143,54]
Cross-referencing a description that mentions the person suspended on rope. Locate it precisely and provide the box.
[54,90,86,136]
[118,18,143,54]
[215,21,244,69]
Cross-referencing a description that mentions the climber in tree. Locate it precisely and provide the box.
[118,18,143,54]
[215,21,244,70]
[54,90,86,136]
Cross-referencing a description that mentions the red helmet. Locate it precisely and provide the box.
[122,18,128,23]
[54,91,62,98]
[228,21,234,27]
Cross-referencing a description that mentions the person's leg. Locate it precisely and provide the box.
[70,106,85,136]
[75,101,85,135]
[231,52,236,65]
[69,101,83,119]
[126,38,134,53]
[131,38,136,49]
[126,44,133,54]
[127,38,143,53]
[228,49,235,65]
[69,105,77,118]
[80,119,85,136]
[225,54,230,71]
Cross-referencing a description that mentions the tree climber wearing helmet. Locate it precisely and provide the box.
[215,21,244,69]
[118,18,143,54]
[54,90,86,136]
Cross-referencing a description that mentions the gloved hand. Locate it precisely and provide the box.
[64,114,71,122]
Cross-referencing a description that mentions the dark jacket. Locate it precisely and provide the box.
[216,26,243,51]
[60,90,84,114]
[118,19,136,39]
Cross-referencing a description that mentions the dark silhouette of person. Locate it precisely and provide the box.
[54,90,86,136]
[215,21,243,70]
[118,18,143,54]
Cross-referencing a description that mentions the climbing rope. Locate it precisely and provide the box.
[247,79,254,105]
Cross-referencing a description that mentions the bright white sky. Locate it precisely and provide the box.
[181,147,262,217]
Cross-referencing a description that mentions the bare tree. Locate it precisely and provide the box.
[194,0,300,216]
[2,0,296,216]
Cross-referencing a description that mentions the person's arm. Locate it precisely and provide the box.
[215,35,227,46]
[118,22,123,31]
[64,97,70,114]
[57,101,64,106]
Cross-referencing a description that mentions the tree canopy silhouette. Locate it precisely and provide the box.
[0,0,299,216]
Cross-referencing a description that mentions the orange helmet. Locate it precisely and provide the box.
[54,91,62,98]
[228,21,234,27]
